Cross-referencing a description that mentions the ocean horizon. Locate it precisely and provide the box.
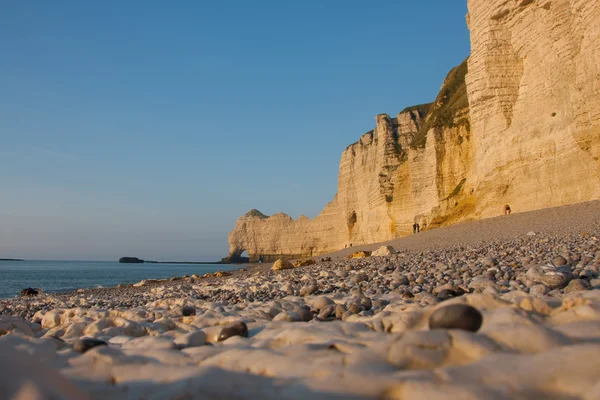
[0,259,239,299]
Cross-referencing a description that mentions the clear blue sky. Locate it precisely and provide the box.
[0,1,470,261]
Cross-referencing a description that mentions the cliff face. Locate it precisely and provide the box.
[226,0,600,262]
[227,62,475,262]
[466,0,600,218]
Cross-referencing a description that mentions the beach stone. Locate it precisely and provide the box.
[19,287,40,297]
[394,275,410,286]
[133,279,160,287]
[108,335,133,345]
[437,289,456,301]
[293,306,313,322]
[0,337,91,400]
[218,321,248,341]
[181,305,196,316]
[299,284,318,296]
[0,316,36,337]
[526,265,572,289]
[529,284,549,296]
[174,330,207,348]
[341,310,355,321]
[308,296,335,311]
[350,251,371,259]
[272,311,302,322]
[388,330,451,369]
[564,279,591,293]
[516,296,554,315]
[271,259,293,271]
[122,336,176,350]
[372,245,396,257]
[336,270,349,278]
[292,258,316,267]
[352,272,368,284]
[360,295,372,310]
[553,256,568,266]
[428,304,483,332]
[318,304,335,319]
[468,277,498,291]
[41,310,62,329]
[319,270,334,278]
[348,303,361,314]
[433,282,454,294]
[483,322,571,354]
[73,338,107,354]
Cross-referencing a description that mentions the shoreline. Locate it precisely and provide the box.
[6,199,600,300]
[0,262,268,301]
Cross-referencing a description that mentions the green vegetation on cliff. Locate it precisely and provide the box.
[245,209,268,219]
[410,58,470,149]
[400,103,432,116]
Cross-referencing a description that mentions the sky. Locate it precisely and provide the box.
[0,1,470,261]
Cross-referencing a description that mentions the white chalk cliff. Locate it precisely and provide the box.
[226,0,600,262]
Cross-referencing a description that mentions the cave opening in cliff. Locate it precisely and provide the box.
[347,211,357,227]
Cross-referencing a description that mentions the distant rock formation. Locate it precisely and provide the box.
[20,288,42,297]
[227,0,600,262]
[119,257,144,264]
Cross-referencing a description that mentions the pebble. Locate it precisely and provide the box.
[526,265,572,289]
[309,296,335,311]
[299,285,318,296]
[218,322,248,341]
[553,256,568,266]
[181,305,196,316]
[72,338,107,353]
[564,279,591,293]
[174,330,207,348]
[352,272,368,284]
[428,304,483,332]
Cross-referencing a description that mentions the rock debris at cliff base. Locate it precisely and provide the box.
[2,201,600,399]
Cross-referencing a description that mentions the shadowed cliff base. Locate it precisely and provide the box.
[319,200,600,260]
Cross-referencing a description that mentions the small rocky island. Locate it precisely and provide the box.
[118,257,144,264]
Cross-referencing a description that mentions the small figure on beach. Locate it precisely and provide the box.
[416,223,421,233]
[504,204,511,215]
[413,223,417,234]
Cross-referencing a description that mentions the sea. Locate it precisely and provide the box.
[0,260,240,299]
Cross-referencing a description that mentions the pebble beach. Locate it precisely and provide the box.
[2,201,600,399]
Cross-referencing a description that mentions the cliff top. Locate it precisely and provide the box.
[400,103,433,116]
[410,57,470,148]
[244,209,269,219]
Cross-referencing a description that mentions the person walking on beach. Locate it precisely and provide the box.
[416,223,420,233]
[413,223,417,234]
[504,204,511,215]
